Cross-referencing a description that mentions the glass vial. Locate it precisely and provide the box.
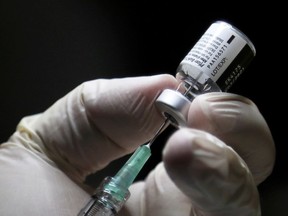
[155,20,256,127]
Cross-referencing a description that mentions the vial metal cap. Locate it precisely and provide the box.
[155,89,190,127]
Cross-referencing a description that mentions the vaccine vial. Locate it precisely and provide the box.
[155,20,256,127]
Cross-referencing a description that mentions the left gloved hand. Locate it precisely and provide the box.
[0,74,275,216]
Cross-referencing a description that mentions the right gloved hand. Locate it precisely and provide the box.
[123,92,275,216]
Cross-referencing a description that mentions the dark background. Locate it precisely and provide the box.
[0,1,286,215]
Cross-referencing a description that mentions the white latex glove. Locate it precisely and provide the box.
[0,74,275,216]
[121,91,275,216]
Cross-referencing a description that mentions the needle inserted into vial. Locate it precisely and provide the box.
[78,20,256,216]
[77,119,169,216]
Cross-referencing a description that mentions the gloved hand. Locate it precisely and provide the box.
[124,92,275,216]
[0,74,275,216]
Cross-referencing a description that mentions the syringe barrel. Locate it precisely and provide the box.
[77,177,130,216]
[77,145,152,216]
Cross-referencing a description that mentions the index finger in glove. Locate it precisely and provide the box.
[186,92,275,184]
[10,74,177,182]
[163,128,261,216]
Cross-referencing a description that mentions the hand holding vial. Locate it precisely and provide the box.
[0,22,275,216]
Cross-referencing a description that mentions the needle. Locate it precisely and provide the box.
[147,118,170,147]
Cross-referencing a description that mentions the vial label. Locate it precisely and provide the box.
[180,21,255,91]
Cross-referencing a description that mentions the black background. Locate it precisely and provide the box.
[0,1,286,215]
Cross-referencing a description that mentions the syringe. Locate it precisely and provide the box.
[78,119,169,216]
